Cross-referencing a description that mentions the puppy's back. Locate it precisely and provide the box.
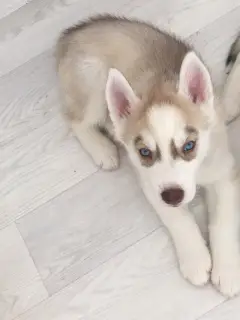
[56,15,191,120]
[57,15,191,84]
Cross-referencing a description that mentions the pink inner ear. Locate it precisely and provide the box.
[113,88,131,118]
[188,67,206,103]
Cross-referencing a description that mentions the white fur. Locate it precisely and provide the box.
[123,103,212,287]
[106,53,214,207]
[142,183,212,286]
[138,106,240,296]
[135,105,198,205]
[104,52,240,297]
[62,38,240,296]
[206,179,240,297]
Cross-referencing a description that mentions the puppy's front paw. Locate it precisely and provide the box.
[211,258,240,297]
[91,142,119,171]
[180,246,212,286]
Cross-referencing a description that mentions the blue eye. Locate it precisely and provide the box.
[139,147,152,158]
[183,141,195,153]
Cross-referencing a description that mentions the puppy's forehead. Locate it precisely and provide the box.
[147,105,186,141]
[139,128,157,149]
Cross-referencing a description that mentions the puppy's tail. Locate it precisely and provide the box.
[226,33,240,74]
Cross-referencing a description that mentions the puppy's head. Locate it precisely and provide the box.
[106,52,215,207]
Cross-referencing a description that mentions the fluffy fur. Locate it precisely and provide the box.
[56,16,240,297]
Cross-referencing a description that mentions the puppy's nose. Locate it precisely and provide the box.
[161,187,184,206]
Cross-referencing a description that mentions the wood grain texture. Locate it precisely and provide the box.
[0,0,239,76]
[0,224,48,320]
[199,297,240,320]
[0,0,66,42]
[158,0,240,38]
[16,230,225,320]
[0,0,29,20]
[188,5,240,88]
[17,159,162,295]
[0,51,97,229]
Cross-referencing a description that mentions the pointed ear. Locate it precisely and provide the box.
[179,52,213,105]
[105,68,140,129]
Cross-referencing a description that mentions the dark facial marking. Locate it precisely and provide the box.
[170,126,198,161]
[171,140,178,160]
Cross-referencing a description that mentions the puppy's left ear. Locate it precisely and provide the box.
[179,51,213,106]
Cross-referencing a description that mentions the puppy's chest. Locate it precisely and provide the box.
[197,147,232,185]
[197,162,222,185]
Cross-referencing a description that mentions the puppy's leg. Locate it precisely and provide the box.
[206,168,240,297]
[72,120,119,171]
[71,97,119,170]
[143,186,211,286]
[162,207,211,286]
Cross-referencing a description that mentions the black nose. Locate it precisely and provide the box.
[161,187,184,206]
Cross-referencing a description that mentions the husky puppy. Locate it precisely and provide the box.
[56,16,240,297]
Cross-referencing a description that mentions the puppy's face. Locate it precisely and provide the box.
[126,104,211,207]
[106,52,215,207]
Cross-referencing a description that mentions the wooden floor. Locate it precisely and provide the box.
[1,1,240,319]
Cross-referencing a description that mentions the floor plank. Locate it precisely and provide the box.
[0,0,239,76]
[158,0,240,39]
[17,158,162,295]
[0,51,97,229]
[188,5,240,87]
[16,229,224,320]
[0,0,28,20]
[199,297,240,320]
[0,224,48,320]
